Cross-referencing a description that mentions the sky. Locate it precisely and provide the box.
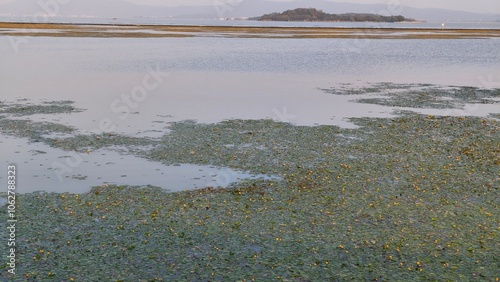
[0,0,499,14]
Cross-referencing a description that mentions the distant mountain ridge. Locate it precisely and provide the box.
[0,0,499,22]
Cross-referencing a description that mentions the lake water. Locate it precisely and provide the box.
[0,134,277,194]
[2,16,500,29]
[0,27,499,194]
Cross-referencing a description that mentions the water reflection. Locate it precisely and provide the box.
[1,37,499,134]
[0,134,277,194]
[1,35,499,194]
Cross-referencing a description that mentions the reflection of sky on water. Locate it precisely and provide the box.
[1,36,498,135]
[0,134,276,194]
[1,17,500,29]
[0,35,498,193]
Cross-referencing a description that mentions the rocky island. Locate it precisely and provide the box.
[252,8,416,22]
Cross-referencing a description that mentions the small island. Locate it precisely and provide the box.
[252,8,415,23]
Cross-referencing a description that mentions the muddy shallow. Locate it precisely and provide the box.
[2,22,500,39]
[1,110,498,281]
[0,82,498,194]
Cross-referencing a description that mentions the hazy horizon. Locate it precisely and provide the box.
[0,0,499,14]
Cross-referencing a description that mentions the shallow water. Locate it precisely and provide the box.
[0,134,276,194]
[2,16,500,29]
[1,36,499,132]
[1,34,499,193]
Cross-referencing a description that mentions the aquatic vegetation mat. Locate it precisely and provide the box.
[0,116,75,142]
[490,113,500,120]
[0,101,156,155]
[45,133,157,155]
[322,83,500,109]
[0,100,83,116]
[1,110,499,280]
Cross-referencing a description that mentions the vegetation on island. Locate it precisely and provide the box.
[252,8,414,22]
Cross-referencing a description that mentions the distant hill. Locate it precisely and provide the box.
[252,8,414,22]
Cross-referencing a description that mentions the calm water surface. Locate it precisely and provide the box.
[1,36,499,130]
[0,34,499,193]
[2,16,500,29]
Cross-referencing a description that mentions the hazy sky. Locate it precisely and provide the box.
[1,0,499,14]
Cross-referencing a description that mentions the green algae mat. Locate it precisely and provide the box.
[0,85,499,281]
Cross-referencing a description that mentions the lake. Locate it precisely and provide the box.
[2,15,500,29]
[0,25,499,193]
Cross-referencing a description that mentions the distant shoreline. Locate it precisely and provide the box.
[1,22,499,39]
